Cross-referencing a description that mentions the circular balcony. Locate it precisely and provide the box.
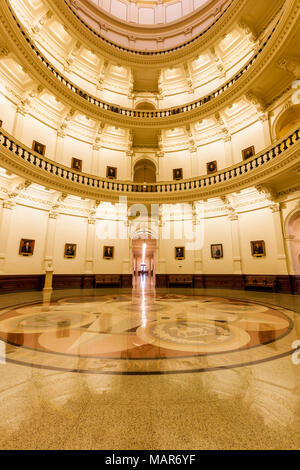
[1,127,299,204]
[2,1,286,128]
[64,0,231,51]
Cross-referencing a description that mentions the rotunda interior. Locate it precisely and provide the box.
[0,0,299,452]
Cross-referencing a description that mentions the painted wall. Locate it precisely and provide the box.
[0,192,296,277]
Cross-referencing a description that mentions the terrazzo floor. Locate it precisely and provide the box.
[0,284,299,450]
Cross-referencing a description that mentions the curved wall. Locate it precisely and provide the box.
[0,182,297,284]
[70,0,231,50]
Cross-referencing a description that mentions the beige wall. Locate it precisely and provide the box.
[0,191,298,277]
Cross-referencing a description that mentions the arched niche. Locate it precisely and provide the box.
[133,158,157,183]
[274,104,300,139]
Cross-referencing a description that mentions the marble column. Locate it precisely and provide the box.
[12,106,26,142]
[224,136,234,167]
[270,204,288,274]
[190,148,198,177]
[54,131,65,163]
[84,215,96,274]
[157,215,166,274]
[156,0,164,23]
[192,204,203,274]
[128,0,137,23]
[260,114,272,147]
[229,214,243,274]
[284,235,297,275]
[44,212,58,270]
[122,220,131,275]
[91,143,100,175]
[0,199,14,274]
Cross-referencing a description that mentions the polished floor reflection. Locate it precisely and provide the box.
[0,285,299,449]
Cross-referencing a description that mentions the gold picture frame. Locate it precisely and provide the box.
[32,140,46,156]
[211,244,223,259]
[173,168,183,180]
[206,160,218,174]
[19,238,35,256]
[251,240,266,257]
[106,166,117,179]
[71,158,83,172]
[103,246,114,259]
[242,146,255,160]
[64,243,77,259]
[175,246,185,260]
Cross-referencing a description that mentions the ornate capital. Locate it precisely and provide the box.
[269,203,280,213]
[3,199,15,210]
[48,211,58,219]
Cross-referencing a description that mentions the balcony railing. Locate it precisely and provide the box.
[0,128,299,195]
[7,1,279,119]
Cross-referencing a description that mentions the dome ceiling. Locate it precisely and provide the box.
[89,0,215,25]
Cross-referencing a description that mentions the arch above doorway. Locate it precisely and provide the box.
[133,158,157,183]
[274,104,300,140]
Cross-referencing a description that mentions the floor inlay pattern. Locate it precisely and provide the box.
[0,293,296,374]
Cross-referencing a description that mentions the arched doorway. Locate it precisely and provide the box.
[275,104,300,139]
[135,101,156,111]
[133,159,157,183]
[132,232,157,288]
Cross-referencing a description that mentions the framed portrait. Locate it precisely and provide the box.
[211,244,223,259]
[106,166,117,179]
[175,246,185,260]
[19,239,35,256]
[207,160,218,174]
[71,158,82,172]
[173,168,183,180]
[242,146,255,160]
[103,246,114,259]
[64,243,77,259]
[32,140,46,156]
[251,240,266,257]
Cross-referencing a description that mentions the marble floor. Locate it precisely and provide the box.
[0,283,299,450]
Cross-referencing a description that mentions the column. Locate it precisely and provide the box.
[12,106,26,141]
[156,0,164,23]
[0,200,14,274]
[121,219,131,275]
[157,218,166,274]
[191,203,202,274]
[270,204,288,274]
[84,215,96,274]
[128,0,137,23]
[91,143,100,175]
[54,131,65,163]
[224,136,234,167]
[182,0,193,16]
[229,214,243,274]
[190,148,198,177]
[260,114,272,147]
[284,236,297,275]
[43,212,58,270]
